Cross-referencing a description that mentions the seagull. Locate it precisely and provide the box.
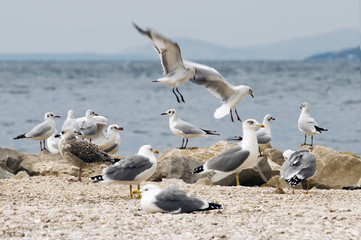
[133,23,196,103]
[103,124,124,155]
[61,110,78,132]
[47,129,60,154]
[185,61,254,122]
[90,145,158,198]
[193,119,264,186]
[132,184,223,213]
[77,110,106,142]
[58,128,118,181]
[256,114,275,156]
[92,124,124,154]
[280,149,317,194]
[298,102,328,146]
[13,112,60,151]
[161,109,219,149]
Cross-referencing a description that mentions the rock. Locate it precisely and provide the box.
[12,171,30,179]
[157,141,235,162]
[0,168,14,179]
[0,148,26,174]
[262,175,291,189]
[263,148,284,166]
[309,145,361,189]
[150,156,205,183]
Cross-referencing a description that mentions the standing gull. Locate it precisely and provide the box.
[103,124,124,155]
[298,102,328,146]
[61,110,78,132]
[256,114,275,156]
[133,23,195,103]
[90,145,158,198]
[161,109,219,149]
[132,184,222,213]
[14,112,60,151]
[58,129,118,181]
[77,109,106,142]
[193,119,264,186]
[186,60,254,122]
[280,149,316,194]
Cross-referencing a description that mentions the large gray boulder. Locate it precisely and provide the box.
[0,148,26,175]
[310,145,361,189]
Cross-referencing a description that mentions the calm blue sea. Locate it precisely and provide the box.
[0,60,360,156]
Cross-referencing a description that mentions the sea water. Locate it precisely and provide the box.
[0,60,359,156]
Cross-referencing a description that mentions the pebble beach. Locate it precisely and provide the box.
[1,174,360,239]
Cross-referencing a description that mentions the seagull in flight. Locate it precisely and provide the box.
[185,61,254,122]
[133,23,195,103]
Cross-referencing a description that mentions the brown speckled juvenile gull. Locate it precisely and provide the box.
[58,128,117,181]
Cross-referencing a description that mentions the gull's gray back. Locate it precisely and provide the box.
[280,149,316,181]
[155,186,205,213]
[206,145,250,172]
[103,154,153,181]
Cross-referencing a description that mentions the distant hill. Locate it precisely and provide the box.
[305,47,360,61]
[0,28,359,61]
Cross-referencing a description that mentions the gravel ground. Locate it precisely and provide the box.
[0,174,360,240]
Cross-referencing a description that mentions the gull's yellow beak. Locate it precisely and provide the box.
[257,124,265,128]
[153,150,159,154]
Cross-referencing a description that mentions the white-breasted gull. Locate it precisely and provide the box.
[13,112,60,151]
[193,119,264,185]
[161,109,219,149]
[90,145,158,198]
[298,102,328,146]
[256,114,275,156]
[132,184,222,213]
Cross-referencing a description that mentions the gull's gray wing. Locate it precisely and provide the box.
[280,150,316,181]
[205,145,250,172]
[103,154,153,181]
[79,120,97,136]
[174,119,205,135]
[185,60,236,102]
[26,122,52,138]
[257,131,271,144]
[154,186,206,213]
[133,23,184,75]
[68,141,113,164]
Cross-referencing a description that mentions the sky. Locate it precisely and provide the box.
[0,0,359,54]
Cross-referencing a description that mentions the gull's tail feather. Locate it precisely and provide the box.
[90,175,104,182]
[199,202,223,212]
[315,125,328,133]
[193,165,204,174]
[214,104,230,119]
[201,129,220,136]
[13,134,26,140]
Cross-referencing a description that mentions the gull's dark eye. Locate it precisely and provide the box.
[61,131,65,134]
[248,120,254,124]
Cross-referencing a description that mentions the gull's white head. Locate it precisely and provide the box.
[138,144,159,157]
[161,109,177,117]
[238,85,254,98]
[67,110,75,119]
[283,149,295,161]
[107,124,123,133]
[243,119,264,131]
[300,102,310,112]
[263,114,276,125]
[44,112,60,121]
[85,109,98,118]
